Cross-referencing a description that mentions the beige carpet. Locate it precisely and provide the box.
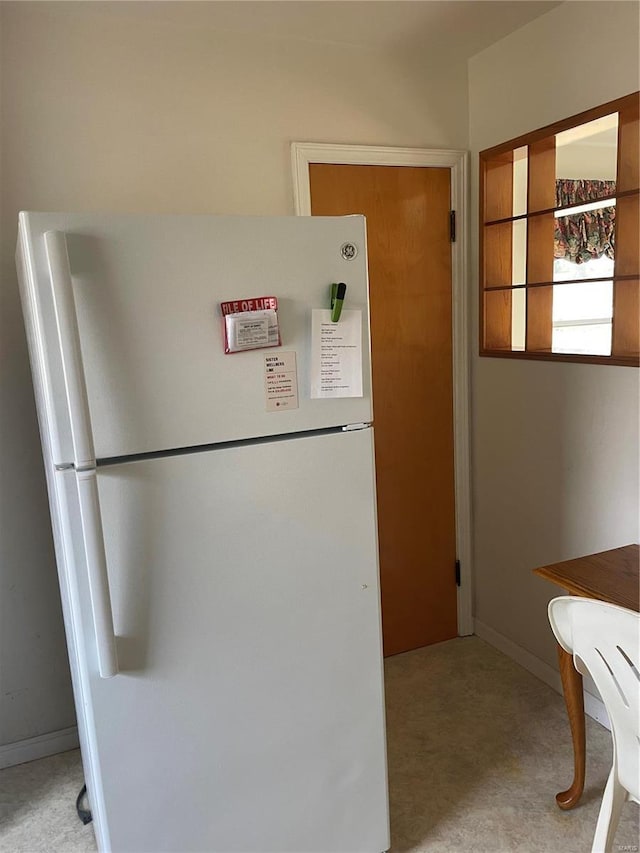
[0,637,638,852]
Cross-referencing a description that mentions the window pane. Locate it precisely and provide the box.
[512,288,526,350]
[553,253,615,283]
[552,323,612,356]
[512,147,528,217]
[512,219,527,285]
[556,113,618,196]
[553,280,613,323]
[552,279,613,356]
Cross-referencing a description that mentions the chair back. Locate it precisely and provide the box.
[548,596,640,801]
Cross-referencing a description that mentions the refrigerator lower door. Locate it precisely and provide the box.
[61,428,389,853]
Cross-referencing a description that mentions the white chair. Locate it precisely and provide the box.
[548,596,640,853]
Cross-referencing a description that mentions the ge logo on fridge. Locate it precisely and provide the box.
[340,242,358,261]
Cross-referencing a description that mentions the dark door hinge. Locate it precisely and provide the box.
[455,559,461,587]
[449,210,456,243]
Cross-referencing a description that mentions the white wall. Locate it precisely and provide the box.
[0,1,468,749]
[468,1,640,669]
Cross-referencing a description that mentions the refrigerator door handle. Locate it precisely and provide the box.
[44,230,95,470]
[76,469,119,678]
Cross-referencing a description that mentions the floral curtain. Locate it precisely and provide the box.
[554,179,616,264]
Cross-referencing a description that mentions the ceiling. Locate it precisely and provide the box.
[103,1,563,59]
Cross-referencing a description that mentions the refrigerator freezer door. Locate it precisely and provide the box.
[61,428,388,853]
[18,213,372,464]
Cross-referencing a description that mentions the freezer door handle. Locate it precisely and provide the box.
[44,230,95,470]
[76,470,119,678]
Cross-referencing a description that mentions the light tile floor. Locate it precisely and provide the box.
[0,637,638,852]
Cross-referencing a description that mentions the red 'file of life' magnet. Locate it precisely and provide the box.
[220,296,281,353]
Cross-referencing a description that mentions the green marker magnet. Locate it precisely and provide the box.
[331,282,347,322]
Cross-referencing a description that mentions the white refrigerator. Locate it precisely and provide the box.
[16,212,390,853]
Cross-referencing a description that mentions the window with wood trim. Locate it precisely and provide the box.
[480,92,639,367]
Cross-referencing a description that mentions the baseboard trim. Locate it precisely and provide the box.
[0,725,79,770]
[582,688,611,729]
[473,619,610,731]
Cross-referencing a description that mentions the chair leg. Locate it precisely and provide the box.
[591,767,627,853]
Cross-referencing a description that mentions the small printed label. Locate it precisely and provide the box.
[235,316,270,348]
[265,351,299,412]
[225,310,280,352]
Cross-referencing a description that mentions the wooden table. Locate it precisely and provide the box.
[533,544,639,810]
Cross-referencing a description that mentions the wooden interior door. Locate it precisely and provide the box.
[309,164,457,656]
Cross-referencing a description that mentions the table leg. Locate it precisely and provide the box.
[556,643,586,810]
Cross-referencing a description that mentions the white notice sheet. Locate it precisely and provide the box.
[311,309,363,399]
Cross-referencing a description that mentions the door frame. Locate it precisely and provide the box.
[291,142,473,636]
